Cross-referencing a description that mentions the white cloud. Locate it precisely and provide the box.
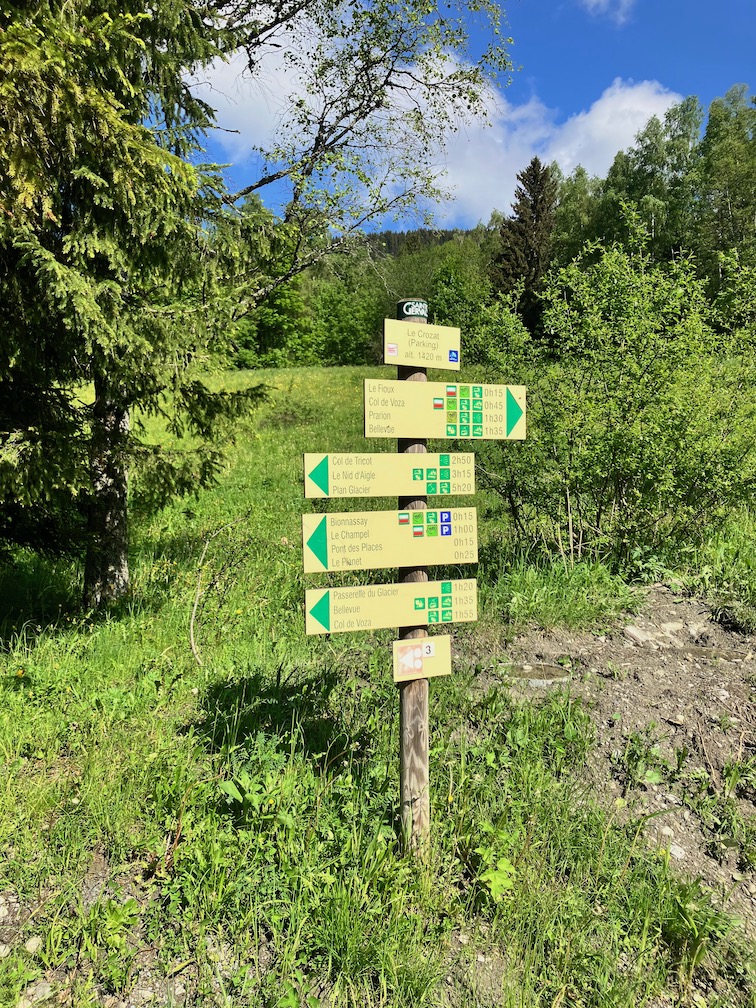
[190,49,305,163]
[436,78,682,225]
[544,78,681,177]
[190,54,681,228]
[578,0,637,25]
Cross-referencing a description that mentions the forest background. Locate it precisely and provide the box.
[1,0,755,603]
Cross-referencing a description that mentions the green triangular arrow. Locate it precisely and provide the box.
[308,455,329,495]
[306,516,328,569]
[309,590,331,632]
[506,388,523,436]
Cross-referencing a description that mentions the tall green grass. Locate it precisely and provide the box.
[1,365,754,1007]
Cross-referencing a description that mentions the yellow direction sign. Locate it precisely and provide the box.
[304,452,475,499]
[305,578,476,634]
[364,379,526,440]
[393,635,452,682]
[383,319,461,371]
[302,507,477,573]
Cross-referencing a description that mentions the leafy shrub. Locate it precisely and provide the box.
[475,226,756,573]
[231,281,323,369]
[429,246,492,334]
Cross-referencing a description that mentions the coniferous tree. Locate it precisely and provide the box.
[0,2,246,606]
[0,0,510,606]
[491,156,557,336]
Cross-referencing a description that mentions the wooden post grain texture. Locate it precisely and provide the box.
[396,300,429,852]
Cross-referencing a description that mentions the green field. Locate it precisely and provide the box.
[1,366,754,1008]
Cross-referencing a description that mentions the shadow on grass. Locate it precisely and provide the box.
[190,663,401,834]
[0,520,211,647]
[0,550,81,643]
[194,666,376,779]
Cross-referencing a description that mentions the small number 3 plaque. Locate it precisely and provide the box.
[393,636,452,683]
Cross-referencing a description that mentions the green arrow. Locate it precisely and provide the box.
[308,455,329,495]
[506,388,523,436]
[306,516,328,569]
[309,590,331,632]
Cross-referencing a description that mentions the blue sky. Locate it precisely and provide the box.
[194,0,755,229]
[505,0,754,119]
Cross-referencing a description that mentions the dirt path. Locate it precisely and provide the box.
[495,585,756,939]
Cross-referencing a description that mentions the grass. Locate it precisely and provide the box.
[686,509,756,634]
[1,364,755,1007]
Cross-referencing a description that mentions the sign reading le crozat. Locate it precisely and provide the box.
[383,318,461,371]
[302,508,477,573]
[364,379,526,440]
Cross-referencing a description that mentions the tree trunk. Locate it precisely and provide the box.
[83,368,130,608]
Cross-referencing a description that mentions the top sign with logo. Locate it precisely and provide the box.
[383,319,461,371]
[398,299,428,319]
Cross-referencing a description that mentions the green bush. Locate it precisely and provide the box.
[475,228,756,573]
[231,281,323,369]
[429,246,492,333]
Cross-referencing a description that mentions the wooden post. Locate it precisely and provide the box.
[396,298,430,852]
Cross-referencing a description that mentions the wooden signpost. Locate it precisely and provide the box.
[394,299,432,849]
[300,298,526,852]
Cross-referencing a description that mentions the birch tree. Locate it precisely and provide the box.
[0,0,510,606]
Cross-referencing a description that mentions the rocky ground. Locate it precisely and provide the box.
[441,584,756,1008]
[501,584,756,938]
